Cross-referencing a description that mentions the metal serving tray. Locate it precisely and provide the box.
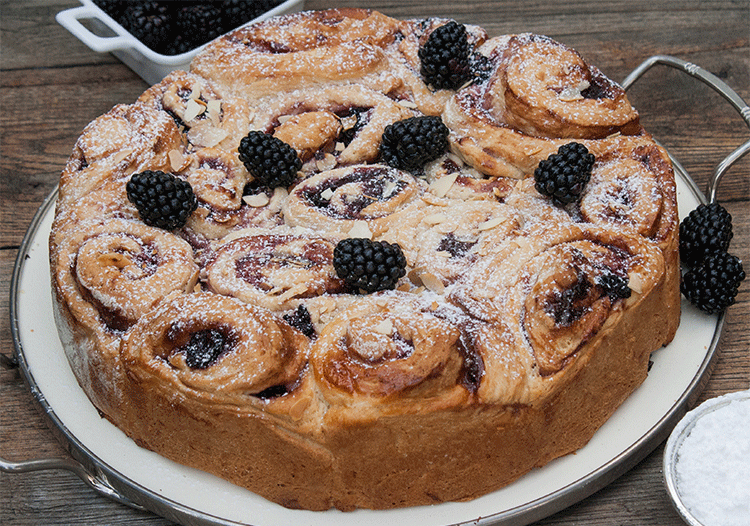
[2,56,749,526]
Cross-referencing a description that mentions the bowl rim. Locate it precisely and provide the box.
[663,389,750,526]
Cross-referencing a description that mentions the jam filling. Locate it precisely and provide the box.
[335,107,371,146]
[301,166,406,218]
[580,72,616,100]
[232,236,347,294]
[169,325,236,370]
[546,268,594,327]
[437,233,476,258]
[283,304,317,339]
[456,328,484,393]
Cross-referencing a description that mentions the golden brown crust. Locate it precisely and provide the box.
[50,9,680,512]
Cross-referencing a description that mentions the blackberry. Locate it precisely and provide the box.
[679,202,734,267]
[333,238,407,293]
[238,131,302,188]
[597,272,632,301]
[182,329,226,370]
[681,251,745,314]
[175,4,224,49]
[418,21,472,90]
[534,142,595,206]
[126,170,197,230]
[380,116,449,172]
[121,1,173,53]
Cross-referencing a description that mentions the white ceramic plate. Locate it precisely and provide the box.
[11,164,721,526]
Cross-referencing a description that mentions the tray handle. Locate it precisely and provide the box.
[621,55,750,203]
[0,454,145,511]
[55,5,133,53]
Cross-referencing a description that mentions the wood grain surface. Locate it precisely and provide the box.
[1,1,748,524]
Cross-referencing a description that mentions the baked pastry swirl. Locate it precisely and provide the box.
[50,8,680,512]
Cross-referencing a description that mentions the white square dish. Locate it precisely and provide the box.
[56,0,306,85]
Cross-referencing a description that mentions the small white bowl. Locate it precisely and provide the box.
[663,389,750,526]
[56,0,305,85]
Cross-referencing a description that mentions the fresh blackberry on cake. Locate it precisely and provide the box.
[681,251,746,314]
[120,1,173,53]
[419,21,472,90]
[534,142,595,206]
[126,170,197,230]
[380,116,449,172]
[333,238,407,293]
[238,131,302,188]
[679,202,734,267]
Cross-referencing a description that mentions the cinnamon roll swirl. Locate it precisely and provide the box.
[455,224,669,383]
[206,230,347,312]
[311,294,470,414]
[58,103,182,208]
[50,219,198,420]
[252,84,412,167]
[283,164,425,236]
[191,9,404,99]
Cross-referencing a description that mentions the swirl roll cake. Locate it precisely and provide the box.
[50,8,680,511]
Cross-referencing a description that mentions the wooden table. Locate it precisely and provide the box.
[1,1,748,524]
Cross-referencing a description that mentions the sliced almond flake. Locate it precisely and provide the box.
[372,319,393,335]
[112,148,133,165]
[525,145,543,156]
[420,271,445,294]
[513,236,529,249]
[459,78,474,90]
[277,114,293,124]
[247,108,256,124]
[398,99,418,109]
[423,212,448,225]
[430,301,440,310]
[193,282,202,293]
[187,125,228,148]
[316,153,336,172]
[435,222,456,234]
[347,220,372,239]
[272,186,289,202]
[168,149,188,172]
[277,283,309,302]
[430,172,459,198]
[335,142,346,152]
[407,267,425,285]
[183,98,206,122]
[207,100,222,126]
[382,179,398,198]
[627,273,644,294]
[559,92,583,102]
[243,193,270,207]
[478,216,505,231]
[446,153,464,167]
[421,193,449,206]
[188,86,201,100]
[435,250,451,259]
[340,115,357,130]
[320,187,335,200]
[396,282,411,292]
[606,131,622,139]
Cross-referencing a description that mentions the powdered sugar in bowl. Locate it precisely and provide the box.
[664,390,750,526]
